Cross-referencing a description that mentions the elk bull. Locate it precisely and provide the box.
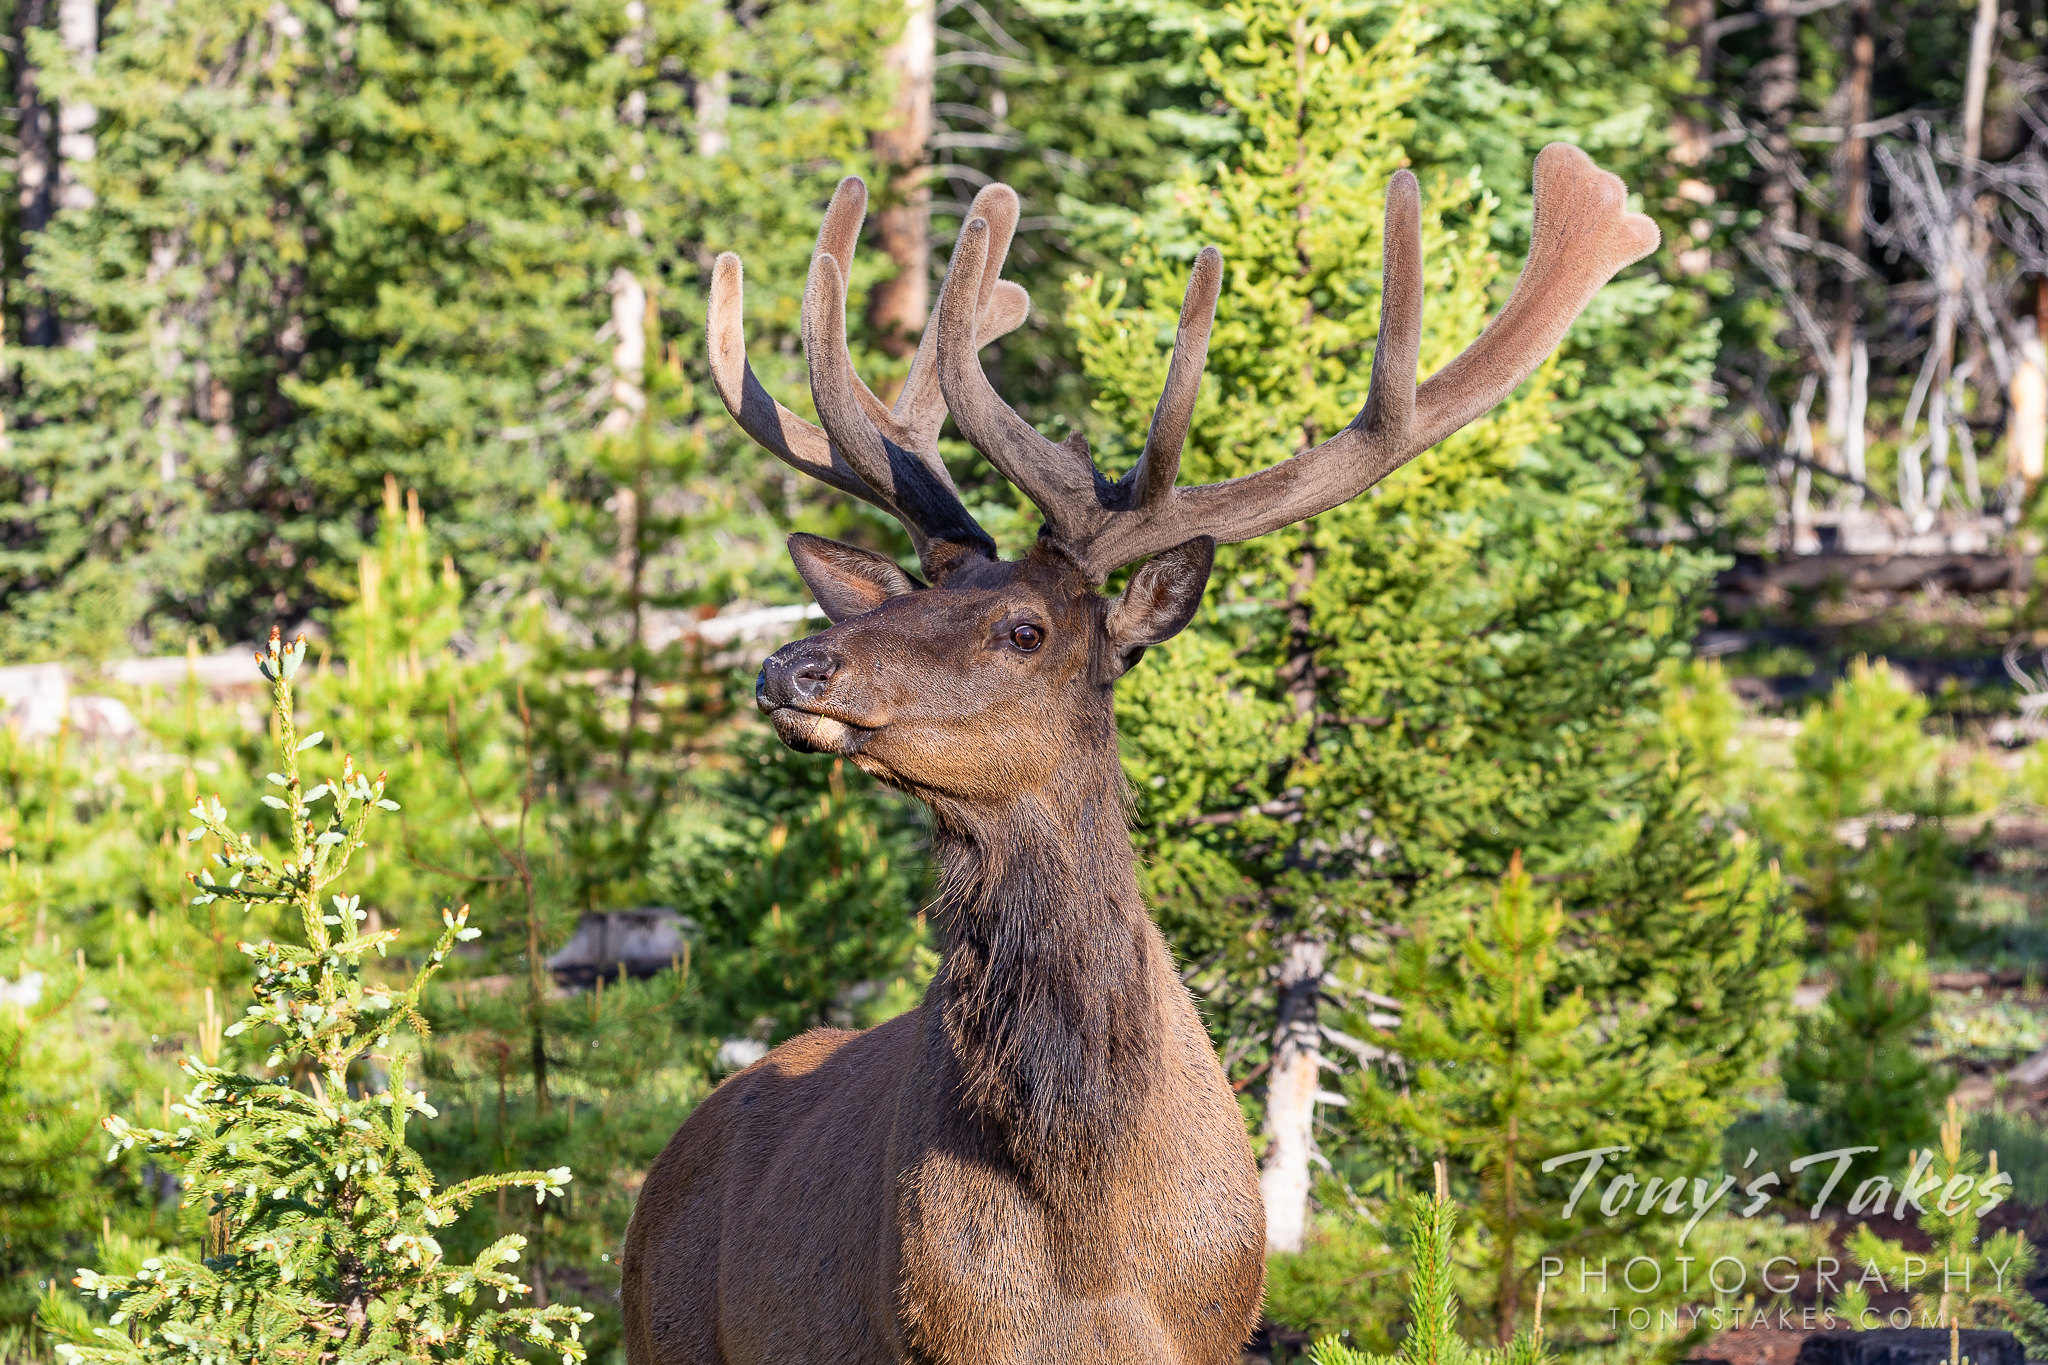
[621,146,1658,1365]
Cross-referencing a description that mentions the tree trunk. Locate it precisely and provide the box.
[600,268,648,438]
[2014,321,2047,488]
[53,0,95,216]
[1260,932,1327,1253]
[1963,0,1999,176]
[13,0,95,349]
[1495,1113,1521,1342]
[1934,0,1998,514]
[693,12,730,159]
[694,70,730,158]
[1666,0,1715,167]
[865,0,936,362]
[1827,0,1874,475]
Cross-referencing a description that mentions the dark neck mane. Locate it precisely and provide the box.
[924,744,1164,1191]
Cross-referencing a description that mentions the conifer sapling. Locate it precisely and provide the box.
[57,628,588,1363]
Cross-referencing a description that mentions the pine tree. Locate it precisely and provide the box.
[1840,1098,2048,1355]
[1307,1165,1551,1365]
[0,1003,106,1339]
[50,628,588,1362]
[1353,857,1611,1342]
[1783,936,1952,1168]
[1768,657,1972,954]
[653,732,933,1051]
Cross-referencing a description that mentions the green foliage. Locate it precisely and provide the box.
[1262,1214,1405,1356]
[1306,1174,1549,1365]
[1768,658,1979,954]
[1,0,899,654]
[0,1007,106,1335]
[1966,1108,2048,1209]
[653,733,933,1048]
[50,631,588,1362]
[1658,657,1750,806]
[1789,656,1939,817]
[1840,1100,2048,1355]
[1783,939,1951,1169]
[1353,857,1606,1341]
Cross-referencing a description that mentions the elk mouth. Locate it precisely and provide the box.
[762,703,876,755]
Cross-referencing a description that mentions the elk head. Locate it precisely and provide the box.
[715,150,1659,809]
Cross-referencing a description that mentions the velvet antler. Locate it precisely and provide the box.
[706,176,1030,572]
[710,145,1657,584]
[932,143,1661,583]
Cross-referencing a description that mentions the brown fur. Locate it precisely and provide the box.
[621,547,1264,1365]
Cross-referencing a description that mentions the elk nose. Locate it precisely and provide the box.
[756,643,844,711]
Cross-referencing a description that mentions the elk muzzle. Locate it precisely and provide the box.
[756,640,866,754]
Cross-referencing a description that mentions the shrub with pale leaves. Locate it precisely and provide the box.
[52,628,589,1364]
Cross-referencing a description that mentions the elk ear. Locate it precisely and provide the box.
[1100,535,1215,680]
[788,533,924,623]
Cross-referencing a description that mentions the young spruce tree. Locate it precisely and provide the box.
[51,629,586,1362]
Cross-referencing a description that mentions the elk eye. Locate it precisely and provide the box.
[1010,624,1043,652]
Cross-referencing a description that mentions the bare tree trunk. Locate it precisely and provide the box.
[1845,337,1870,505]
[1963,0,1999,174]
[1838,0,1874,263]
[865,0,936,363]
[693,10,730,160]
[694,70,730,158]
[1936,0,1999,514]
[1827,0,1875,480]
[1929,371,1955,510]
[600,268,648,438]
[1260,933,1326,1253]
[1790,375,1819,550]
[1667,0,1715,169]
[2014,320,2047,489]
[53,0,95,216]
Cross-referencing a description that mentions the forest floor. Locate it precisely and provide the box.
[1700,580,2048,1365]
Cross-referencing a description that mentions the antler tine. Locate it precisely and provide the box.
[808,177,904,440]
[1355,171,1423,458]
[1073,144,1658,582]
[935,216,1103,538]
[891,183,1030,450]
[1126,246,1224,509]
[804,251,995,558]
[707,179,1007,571]
[1409,143,1660,449]
[706,251,887,509]
[808,175,1031,452]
